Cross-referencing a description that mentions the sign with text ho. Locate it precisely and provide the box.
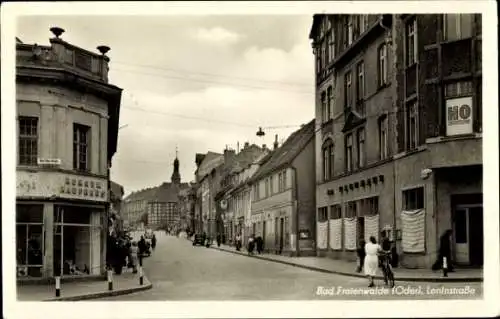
[446,96,473,136]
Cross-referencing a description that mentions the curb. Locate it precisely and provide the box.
[211,246,483,283]
[43,279,153,302]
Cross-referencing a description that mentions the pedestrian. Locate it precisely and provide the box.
[138,236,147,266]
[433,229,454,272]
[256,236,263,254]
[216,233,221,247]
[151,234,157,251]
[130,241,139,273]
[356,239,366,273]
[364,236,381,287]
[379,231,393,285]
[248,234,255,255]
[235,233,242,251]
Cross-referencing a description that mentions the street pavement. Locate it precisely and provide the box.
[99,235,483,300]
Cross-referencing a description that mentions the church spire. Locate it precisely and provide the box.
[171,146,181,184]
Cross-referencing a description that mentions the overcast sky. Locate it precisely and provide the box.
[17,15,315,195]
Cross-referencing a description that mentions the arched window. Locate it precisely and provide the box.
[322,139,335,181]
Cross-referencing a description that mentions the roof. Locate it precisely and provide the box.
[250,119,316,182]
[110,181,124,200]
[197,151,224,179]
[124,182,189,204]
[309,14,321,39]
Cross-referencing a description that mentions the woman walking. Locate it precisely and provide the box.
[364,236,381,287]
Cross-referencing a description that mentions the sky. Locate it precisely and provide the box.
[16,15,315,195]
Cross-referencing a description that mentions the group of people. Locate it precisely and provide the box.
[107,232,157,274]
[357,229,455,287]
[247,234,264,255]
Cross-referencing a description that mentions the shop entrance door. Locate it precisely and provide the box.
[279,218,284,254]
[454,205,483,266]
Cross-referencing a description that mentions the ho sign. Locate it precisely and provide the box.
[446,96,473,136]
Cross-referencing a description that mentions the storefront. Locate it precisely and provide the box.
[16,170,108,279]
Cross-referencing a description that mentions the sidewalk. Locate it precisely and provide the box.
[17,269,152,301]
[211,244,483,283]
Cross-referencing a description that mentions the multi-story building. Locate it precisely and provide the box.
[178,185,195,233]
[249,120,316,256]
[122,155,189,231]
[310,14,482,269]
[15,27,122,279]
[214,143,270,244]
[194,152,224,237]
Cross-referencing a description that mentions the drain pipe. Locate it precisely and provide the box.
[291,166,299,257]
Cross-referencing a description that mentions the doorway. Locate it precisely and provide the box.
[262,221,266,251]
[279,218,284,254]
[453,205,483,266]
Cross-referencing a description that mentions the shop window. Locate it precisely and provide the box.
[318,207,328,222]
[444,14,472,41]
[403,187,424,210]
[73,123,90,171]
[18,116,38,166]
[330,205,342,219]
[16,205,44,278]
[53,206,102,277]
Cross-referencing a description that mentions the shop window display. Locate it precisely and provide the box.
[53,206,103,277]
[16,205,44,278]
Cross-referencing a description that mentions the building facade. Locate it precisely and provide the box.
[310,14,482,268]
[249,121,316,257]
[214,143,270,244]
[16,28,122,279]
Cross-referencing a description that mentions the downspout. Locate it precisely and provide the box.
[291,166,299,256]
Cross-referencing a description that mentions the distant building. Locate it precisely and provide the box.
[15,27,122,279]
[122,154,189,231]
[248,120,316,256]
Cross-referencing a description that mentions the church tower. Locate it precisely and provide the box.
[171,147,181,184]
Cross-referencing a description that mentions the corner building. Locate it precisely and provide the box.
[310,14,482,269]
[16,29,122,279]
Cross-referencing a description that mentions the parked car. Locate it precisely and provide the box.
[192,234,204,246]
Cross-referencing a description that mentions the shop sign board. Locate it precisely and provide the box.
[446,96,473,136]
[16,170,108,202]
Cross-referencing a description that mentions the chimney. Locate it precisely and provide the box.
[237,142,240,153]
[262,144,267,150]
[223,148,236,163]
[273,134,279,150]
[244,142,250,149]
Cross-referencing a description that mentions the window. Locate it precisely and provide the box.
[322,139,334,181]
[356,128,366,168]
[344,71,352,108]
[356,61,365,103]
[367,197,379,215]
[265,178,270,197]
[406,19,417,66]
[378,44,388,87]
[444,14,472,41]
[347,16,354,46]
[282,170,287,191]
[328,28,336,62]
[16,205,44,278]
[330,205,342,219]
[321,42,327,70]
[403,187,424,210]
[270,175,274,195]
[378,116,389,160]
[445,81,473,98]
[73,124,90,171]
[321,92,328,123]
[359,15,368,34]
[345,133,353,172]
[278,171,287,192]
[18,117,38,166]
[327,86,333,120]
[346,201,357,218]
[406,101,419,150]
[318,207,328,222]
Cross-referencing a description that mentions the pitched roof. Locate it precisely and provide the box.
[124,181,189,204]
[110,181,124,200]
[250,119,315,182]
[197,151,224,179]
